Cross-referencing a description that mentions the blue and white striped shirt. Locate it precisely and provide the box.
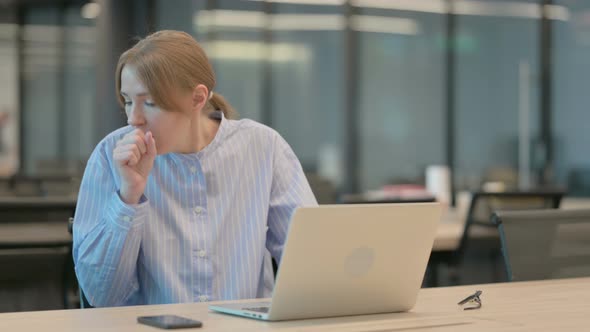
[73,112,317,307]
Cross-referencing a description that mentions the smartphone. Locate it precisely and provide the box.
[137,315,203,329]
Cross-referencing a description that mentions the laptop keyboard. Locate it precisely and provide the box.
[243,306,270,313]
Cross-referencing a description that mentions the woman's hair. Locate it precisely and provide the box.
[115,30,237,119]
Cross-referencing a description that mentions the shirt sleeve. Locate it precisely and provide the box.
[72,141,149,307]
[266,133,318,264]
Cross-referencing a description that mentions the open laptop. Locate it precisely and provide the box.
[209,202,442,321]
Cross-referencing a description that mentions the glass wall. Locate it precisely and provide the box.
[454,0,542,191]
[357,4,445,191]
[553,0,590,195]
[63,6,97,172]
[3,0,583,198]
[22,7,62,175]
[270,2,345,188]
[21,4,97,175]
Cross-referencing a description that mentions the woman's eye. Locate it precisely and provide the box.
[124,101,132,106]
[145,101,156,107]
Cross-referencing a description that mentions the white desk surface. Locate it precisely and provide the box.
[0,277,588,331]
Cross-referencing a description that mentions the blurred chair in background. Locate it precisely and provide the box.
[67,217,91,309]
[427,190,565,287]
[493,208,590,282]
[567,168,590,197]
[305,172,337,205]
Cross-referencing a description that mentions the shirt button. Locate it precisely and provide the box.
[198,250,207,258]
[199,295,208,302]
[194,206,204,215]
[122,216,131,222]
[190,166,197,173]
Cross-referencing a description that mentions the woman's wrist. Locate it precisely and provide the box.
[120,184,145,205]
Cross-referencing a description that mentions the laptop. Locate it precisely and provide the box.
[209,202,442,321]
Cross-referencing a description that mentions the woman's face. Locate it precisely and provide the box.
[120,65,192,154]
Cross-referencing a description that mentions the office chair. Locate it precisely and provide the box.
[67,217,93,308]
[492,208,590,282]
[427,190,564,286]
[567,168,590,196]
[304,172,338,204]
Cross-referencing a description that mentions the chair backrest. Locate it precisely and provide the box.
[454,190,564,263]
[305,173,338,204]
[67,217,93,309]
[492,208,590,282]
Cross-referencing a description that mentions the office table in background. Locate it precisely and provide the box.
[0,196,77,311]
[0,196,76,249]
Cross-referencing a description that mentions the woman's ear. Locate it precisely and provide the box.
[191,84,209,112]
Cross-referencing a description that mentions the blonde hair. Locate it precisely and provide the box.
[115,30,237,119]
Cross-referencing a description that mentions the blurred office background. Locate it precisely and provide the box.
[1,0,590,312]
[1,0,590,196]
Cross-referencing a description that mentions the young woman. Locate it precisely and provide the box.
[73,30,317,307]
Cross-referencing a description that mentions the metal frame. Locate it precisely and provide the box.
[344,0,360,193]
[539,0,554,186]
[445,0,457,206]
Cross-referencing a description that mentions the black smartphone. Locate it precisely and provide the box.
[137,315,203,329]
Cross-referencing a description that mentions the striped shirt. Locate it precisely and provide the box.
[72,111,317,307]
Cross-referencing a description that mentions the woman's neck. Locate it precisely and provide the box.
[180,110,220,154]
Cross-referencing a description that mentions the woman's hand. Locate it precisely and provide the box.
[113,129,157,204]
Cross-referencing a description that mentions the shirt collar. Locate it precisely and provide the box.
[169,110,227,163]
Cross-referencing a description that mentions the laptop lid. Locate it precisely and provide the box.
[211,202,442,321]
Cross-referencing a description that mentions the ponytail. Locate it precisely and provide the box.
[208,92,238,120]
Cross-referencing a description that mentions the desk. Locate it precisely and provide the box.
[433,208,466,252]
[0,277,587,331]
[0,196,77,209]
[0,196,77,310]
[0,221,71,249]
[0,196,76,249]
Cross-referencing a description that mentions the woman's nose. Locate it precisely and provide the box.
[127,105,146,126]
